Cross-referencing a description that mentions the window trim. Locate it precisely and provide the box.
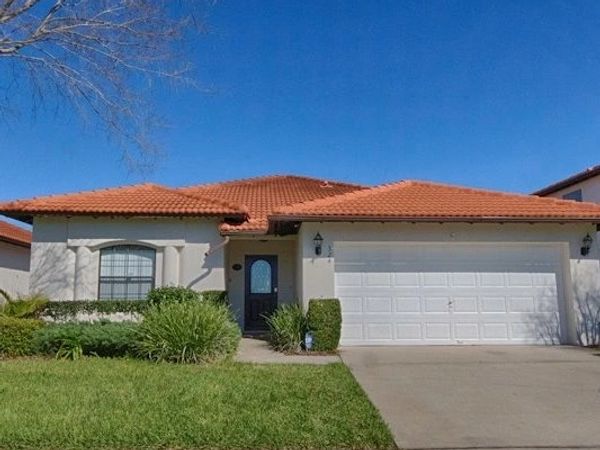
[97,244,156,300]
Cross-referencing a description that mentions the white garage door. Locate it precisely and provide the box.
[335,243,565,345]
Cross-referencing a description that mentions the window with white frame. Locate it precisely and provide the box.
[99,245,155,300]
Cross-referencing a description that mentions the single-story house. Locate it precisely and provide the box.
[1,175,600,346]
[0,220,31,297]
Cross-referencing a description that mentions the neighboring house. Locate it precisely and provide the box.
[533,164,600,203]
[1,175,600,346]
[0,220,31,297]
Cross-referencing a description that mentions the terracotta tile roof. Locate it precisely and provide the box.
[533,164,600,196]
[0,183,247,222]
[0,220,31,247]
[271,180,600,223]
[180,175,366,234]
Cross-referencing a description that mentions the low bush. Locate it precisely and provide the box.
[265,304,307,352]
[41,300,149,321]
[146,286,201,306]
[306,299,342,352]
[136,301,241,364]
[0,317,45,356]
[201,290,229,306]
[33,321,138,358]
[0,292,49,319]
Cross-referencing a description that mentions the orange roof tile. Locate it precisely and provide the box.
[0,220,31,247]
[180,175,366,234]
[0,183,247,222]
[271,180,600,223]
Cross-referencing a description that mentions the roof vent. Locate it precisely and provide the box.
[320,181,332,188]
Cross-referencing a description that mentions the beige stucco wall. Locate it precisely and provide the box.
[0,241,30,297]
[297,221,600,345]
[226,238,297,328]
[546,176,600,203]
[31,216,226,300]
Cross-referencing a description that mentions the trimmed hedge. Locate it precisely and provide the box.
[33,321,138,357]
[0,317,45,356]
[306,299,342,352]
[41,300,149,321]
[146,286,201,306]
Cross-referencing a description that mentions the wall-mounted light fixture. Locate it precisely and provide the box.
[313,232,323,256]
[581,233,593,256]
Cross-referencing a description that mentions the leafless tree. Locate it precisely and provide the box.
[0,0,208,169]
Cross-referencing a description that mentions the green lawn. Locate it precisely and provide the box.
[0,358,394,449]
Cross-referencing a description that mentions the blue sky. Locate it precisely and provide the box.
[1,0,600,203]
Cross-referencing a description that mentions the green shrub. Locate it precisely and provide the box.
[146,286,201,306]
[0,293,49,319]
[33,322,138,358]
[306,299,342,352]
[0,317,44,356]
[41,300,149,320]
[265,304,307,352]
[201,290,229,306]
[136,301,241,364]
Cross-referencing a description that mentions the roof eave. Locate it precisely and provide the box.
[0,211,247,222]
[533,166,600,196]
[269,214,600,224]
[0,236,31,248]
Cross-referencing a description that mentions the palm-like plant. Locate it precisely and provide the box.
[0,290,48,319]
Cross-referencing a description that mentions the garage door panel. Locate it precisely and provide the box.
[454,322,480,340]
[335,243,564,346]
[396,322,423,340]
[508,296,535,313]
[424,322,452,340]
[453,296,479,313]
[393,273,420,287]
[365,296,393,313]
[423,273,448,287]
[424,297,451,313]
[450,272,478,287]
[395,296,421,313]
[481,296,507,313]
[366,322,394,340]
[482,322,510,340]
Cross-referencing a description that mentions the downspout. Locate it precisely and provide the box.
[205,236,230,256]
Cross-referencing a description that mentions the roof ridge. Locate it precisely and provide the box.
[272,179,411,214]
[159,185,248,214]
[179,174,367,191]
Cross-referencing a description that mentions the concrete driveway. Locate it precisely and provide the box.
[341,346,600,450]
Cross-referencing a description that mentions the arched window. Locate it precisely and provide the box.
[99,245,155,300]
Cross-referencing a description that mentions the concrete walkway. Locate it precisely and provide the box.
[235,337,339,364]
[342,346,600,450]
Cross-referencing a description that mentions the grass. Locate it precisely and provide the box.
[0,358,394,449]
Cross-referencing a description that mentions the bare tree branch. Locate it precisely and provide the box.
[0,0,209,169]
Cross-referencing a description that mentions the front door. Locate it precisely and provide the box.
[245,255,278,330]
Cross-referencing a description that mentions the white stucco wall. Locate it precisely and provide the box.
[226,237,297,328]
[297,221,600,345]
[546,176,600,203]
[0,241,30,297]
[31,216,227,300]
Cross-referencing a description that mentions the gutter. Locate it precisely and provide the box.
[205,236,230,256]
